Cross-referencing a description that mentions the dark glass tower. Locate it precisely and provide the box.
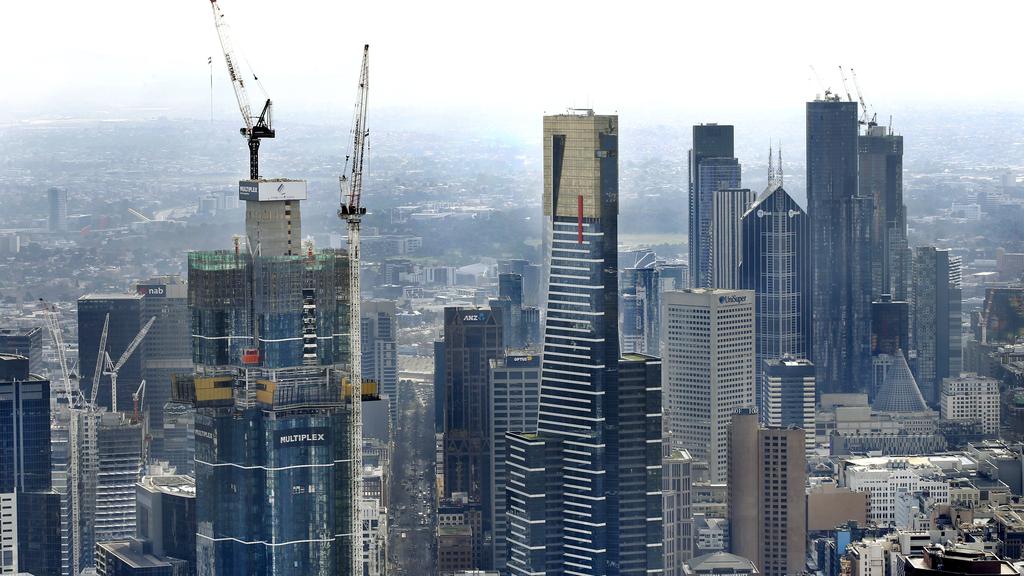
[441,306,504,568]
[78,293,145,413]
[739,183,812,414]
[505,112,662,575]
[807,98,872,394]
[620,262,660,356]
[859,125,909,300]
[689,124,738,288]
[0,354,61,576]
[911,247,962,405]
[188,179,359,576]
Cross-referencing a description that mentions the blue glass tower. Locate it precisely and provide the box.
[188,179,362,576]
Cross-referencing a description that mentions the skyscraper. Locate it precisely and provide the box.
[0,327,43,375]
[663,448,694,576]
[505,111,663,575]
[912,247,963,404]
[188,177,360,575]
[621,258,660,355]
[362,299,399,432]
[135,276,192,466]
[0,354,61,576]
[689,124,739,288]
[78,293,145,413]
[662,288,755,482]
[859,124,910,300]
[48,186,68,232]
[441,306,504,568]
[762,357,815,453]
[710,187,754,289]
[728,411,806,576]
[488,352,540,572]
[739,180,812,416]
[807,97,872,394]
[497,272,526,348]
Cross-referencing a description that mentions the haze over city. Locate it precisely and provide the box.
[2,2,1024,576]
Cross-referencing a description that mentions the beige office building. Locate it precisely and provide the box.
[663,289,755,482]
[728,411,806,576]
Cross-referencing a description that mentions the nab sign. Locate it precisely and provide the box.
[136,284,166,298]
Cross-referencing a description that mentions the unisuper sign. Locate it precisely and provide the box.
[718,294,748,305]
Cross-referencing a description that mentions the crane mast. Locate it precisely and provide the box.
[339,44,369,576]
[209,0,275,179]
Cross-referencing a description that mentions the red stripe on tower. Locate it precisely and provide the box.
[577,194,584,245]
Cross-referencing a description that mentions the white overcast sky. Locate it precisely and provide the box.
[2,1,1022,131]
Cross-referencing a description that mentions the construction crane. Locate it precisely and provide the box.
[209,0,274,179]
[90,314,110,407]
[103,316,155,413]
[849,68,878,128]
[338,44,369,576]
[38,300,84,574]
[838,66,855,103]
[132,379,146,424]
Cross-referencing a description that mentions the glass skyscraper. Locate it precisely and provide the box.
[187,178,360,575]
[505,111,662,575]
[688,124,739,289]
[739,182,812,413]
[807,98,873,394]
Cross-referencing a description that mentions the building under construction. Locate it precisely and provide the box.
[181,177,372,575]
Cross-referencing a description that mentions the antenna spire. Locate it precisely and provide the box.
[768,142,774,186]
[777,142,783,187]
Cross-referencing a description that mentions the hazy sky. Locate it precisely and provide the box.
[3,1,1022,130]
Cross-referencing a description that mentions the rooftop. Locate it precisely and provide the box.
[140,474,195,498]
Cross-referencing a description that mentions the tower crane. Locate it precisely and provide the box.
[132,379,147,424]
[849,68,878,128]
[339,44,369,576]
[209,0,274,179]
[38,299,84,574]
[103,316,155,414]
[838,65,854,103]
[89,313,110,407]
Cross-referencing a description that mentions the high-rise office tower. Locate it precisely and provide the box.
[739,180,812,414]
[689,124,738,289]
[0,327,43,375]
[499,259,541,308]
[188,177,361,575]
[48,186,68,232]
[761,357,815,453]
[98,474,197,575]
[488,352,540,572]
[728,411,806,576]
[807,97,873,394]
[441,306,504,568]
[78,293,145,413]
[0,354,61,576]
[135,276,192,465]
[663,289,755,482]
[663,448,694,576]
[859,124,910,300]
[621,260,660,355]
[498,272,526,348]
[711,188,754,289]
[872,296,910,356]
[912,247,963,405]
[362,299,399,431]
[505,111,663,575]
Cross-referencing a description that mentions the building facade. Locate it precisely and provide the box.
[762,357,816,453]
[912,247,963,405]
[859,125,910,301]
[78,293,145,414]
[807,97,872,395]
[189,178,360,575]
[728,411,806,576]
[689,124,739,289]
[940,373,1000,435]
[738,183,812,411]
[663,289,755,482]
[362,299,399,432]
[710,187,754,289]
[505,112,662,575]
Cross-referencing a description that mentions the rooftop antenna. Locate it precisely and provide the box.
[768,143,774,185]
[777,143,784,187]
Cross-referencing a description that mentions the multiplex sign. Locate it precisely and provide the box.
[238,179,308,202]
[275,427,329,447]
